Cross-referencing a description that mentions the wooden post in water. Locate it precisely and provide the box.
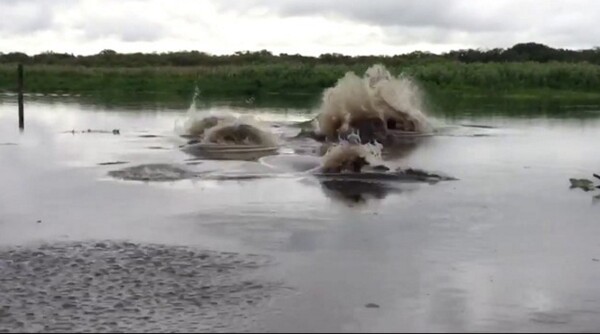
[18,64,24,130]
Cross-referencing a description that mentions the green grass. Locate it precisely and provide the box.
[2,62,600,103]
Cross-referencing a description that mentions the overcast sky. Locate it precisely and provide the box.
[1,0,599,56]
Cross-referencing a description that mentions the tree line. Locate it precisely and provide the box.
[2,43,600,67]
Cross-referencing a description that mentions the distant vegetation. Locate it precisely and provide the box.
[1,43,600,102]
[3,43,600,66]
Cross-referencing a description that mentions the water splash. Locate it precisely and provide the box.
[188,85,201,113]
[316,64,433,140]
[174,87,279,154]
[175,85,207,135]
[321,132,385,173]
[202,119,278,147]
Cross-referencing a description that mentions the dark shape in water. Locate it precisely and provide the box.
[64,129,121,135]
[108,164,198,182]
[365,303,380,309]
[316,165,455,205]
[321,155,369,174]
[320,179,392,205]
[569,178,596,192]
[98,161,128,166]
[315,169,456,184]
[402,168,458,183]
[260,154,456,183]
[460,124,497,129]
[344,117,388,144]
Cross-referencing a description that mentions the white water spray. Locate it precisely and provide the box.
[321,129,385,172]
[316,64,433,139]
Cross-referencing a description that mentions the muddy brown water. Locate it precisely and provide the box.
[1,96,600,332]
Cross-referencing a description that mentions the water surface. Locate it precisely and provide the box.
[1,95,600,332]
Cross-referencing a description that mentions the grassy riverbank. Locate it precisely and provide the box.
[1,62,600,98]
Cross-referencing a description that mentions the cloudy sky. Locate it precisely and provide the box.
[1,0,599,56]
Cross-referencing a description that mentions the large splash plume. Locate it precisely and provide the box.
[316,64,432,142]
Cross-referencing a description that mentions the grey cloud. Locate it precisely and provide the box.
[217,0,513,32]
[0,0,168,43]
[217,0,600,50]
[0,0,55,34]
[274,0,507,32]
[69,0,169,43]
[77,16,167,43]
[1,0,599,55]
